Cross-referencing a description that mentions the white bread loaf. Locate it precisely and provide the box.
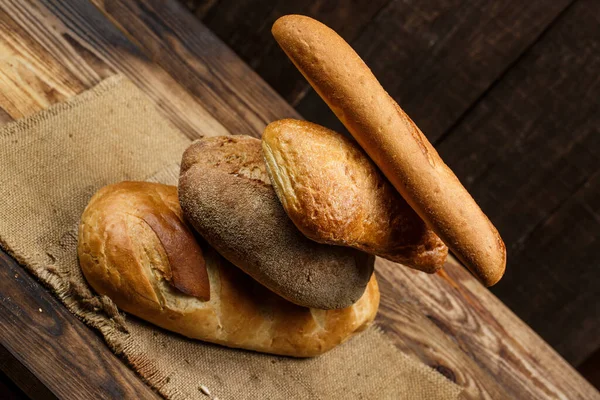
[77,181,379,357]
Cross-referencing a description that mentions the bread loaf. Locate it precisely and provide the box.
[272,15,506,286]
[178,136,375,309]
[77,181,379,357]
[262,119,448,273]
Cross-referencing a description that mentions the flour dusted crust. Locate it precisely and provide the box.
[178,136,375,309]
[272,15,506,286]
[77,181,379,357]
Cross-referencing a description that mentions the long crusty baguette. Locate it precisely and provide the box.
[77,181,379,357]
[262,119,448,273]
[178,136,375,309]
[272,15,506,286]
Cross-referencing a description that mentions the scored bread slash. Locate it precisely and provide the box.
[142,210,210,301]
[272,15,506,286]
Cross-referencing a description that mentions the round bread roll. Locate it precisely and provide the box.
[262,119,448,273]
[272,15,506,286]
[77,181,379,357]
[178,136,375,310]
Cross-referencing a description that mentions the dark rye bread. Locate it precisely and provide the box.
[178,136,375,309]
[78,181,380,357]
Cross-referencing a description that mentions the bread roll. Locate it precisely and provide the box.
[262,119,447,273]
[77,181,379,357]
[179,136,375,309]
[272,15,506,286]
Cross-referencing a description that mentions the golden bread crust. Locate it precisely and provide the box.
[272,15,506,286]
[77,181,379,357]
[262,119,447,273]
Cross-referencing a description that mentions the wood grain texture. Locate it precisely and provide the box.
[91,0,298,138]
[436,0,600,366]
[0,7,91,119]
[192,0,599,367]
[0,252,159,400]
[296,0,574,142]
[194,0,573,140]
[184,0,220,19]
[201,0,390,106]
[0,0,228,139]
[376,256,599,399]
[0,0,597,398]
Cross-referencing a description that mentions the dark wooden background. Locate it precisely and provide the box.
[179,0,600,372]
[0,0,597,397]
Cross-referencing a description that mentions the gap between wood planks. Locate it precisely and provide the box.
[434,0,600,366]
[190,0,599,367]
[106,0,598,366]
[1,0,596,396]
[432,0,578,148]
[192,0,574,142]
[0,252,159,399]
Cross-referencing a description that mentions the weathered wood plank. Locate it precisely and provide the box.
[0,0,597,398]
[376,256,599,399]
[520,170,600,364]
[190,0,600,369]
[0,252,159,400]
[0,9,91,119]
[295,0,574,142]
[185,0,221,19]
[90,0,298,138]
[200,0,390,106]
[374,266,506,399]
[435,0,600,366]
[0,0,228,139]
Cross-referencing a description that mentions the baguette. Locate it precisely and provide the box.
[272,15,506,286]
[77,181,379,357]
[179,136,375,309]
[262,119,448,273]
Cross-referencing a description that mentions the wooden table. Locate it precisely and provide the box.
[197,0,600,369]
[0,1,597,399]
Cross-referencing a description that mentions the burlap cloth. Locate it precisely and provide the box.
[0,76,462,399]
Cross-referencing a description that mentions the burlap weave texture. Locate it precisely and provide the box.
[0,76,462,399]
